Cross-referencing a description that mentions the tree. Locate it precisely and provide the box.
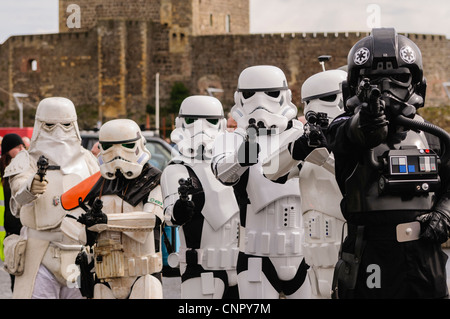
[169,82,190,115]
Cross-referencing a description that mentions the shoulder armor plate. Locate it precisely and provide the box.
[3,150,31,178]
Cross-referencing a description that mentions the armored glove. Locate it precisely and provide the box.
[30,174,48,195]
[289,133,326,161]
[358,100,389,131]
[416,210,450,244]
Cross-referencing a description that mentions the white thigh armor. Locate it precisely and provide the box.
[162,159,240,298]
[300,150,345,298]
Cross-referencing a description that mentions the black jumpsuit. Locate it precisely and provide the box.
[327,113,450,299]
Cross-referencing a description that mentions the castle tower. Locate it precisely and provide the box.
[56,0,249,121]
[59,0,249,35]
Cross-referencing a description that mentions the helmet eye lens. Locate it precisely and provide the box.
[185,117,197,124]
[242,91,255,99]
[265,91,280,98]
[391,73,411,84]
[122,143,135,149]
[206,119,219,125]
[319,94,337,102]
[101,143,113,151]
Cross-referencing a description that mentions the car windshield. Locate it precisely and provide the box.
[146,140,172,170]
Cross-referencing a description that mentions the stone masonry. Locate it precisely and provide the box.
[0,0,448,129]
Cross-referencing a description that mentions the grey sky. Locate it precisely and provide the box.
[0,0,449,44]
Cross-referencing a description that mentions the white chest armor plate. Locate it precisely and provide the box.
[241,135,303,257]
[180,161,240,270]
[22,168,92,231]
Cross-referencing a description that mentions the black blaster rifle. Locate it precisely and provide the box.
[357,78,383,115]
[37,155,49,182]
[75,249,94,298]
[77,197,108,228]
[74,198,106,298]
[178,178,194,202]
[239,119,259,165]
[304,111,329,148]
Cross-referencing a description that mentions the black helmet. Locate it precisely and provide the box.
[346,28,426,110]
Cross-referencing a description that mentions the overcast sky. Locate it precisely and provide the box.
[0,0,449,44]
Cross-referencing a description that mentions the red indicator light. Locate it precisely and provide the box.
[425,149,430,154]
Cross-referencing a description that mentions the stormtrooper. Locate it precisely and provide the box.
[4,97,99,299]
[211,65,313,299]
[327,28,450,298]
[161,95,240,299]
[262,67,347,298]
[60,119,164,299]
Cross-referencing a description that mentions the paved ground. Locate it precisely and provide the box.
[0,259,181,299]
[1,250,449,299]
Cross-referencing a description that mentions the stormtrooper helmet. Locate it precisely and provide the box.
[231,65,297,133]
[32,97,80,142]
[29,97,83,170]
[98,119,151,179]
[171,95,226,160]
[302,69,347,123]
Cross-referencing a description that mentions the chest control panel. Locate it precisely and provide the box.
[378,148,440,195]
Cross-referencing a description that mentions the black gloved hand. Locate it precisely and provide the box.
[416,211,450,244]
[358,100,389,130]
[289,134,324,161]
[173,199,195,225]
[77,199,108,228]
[237,139,260,167]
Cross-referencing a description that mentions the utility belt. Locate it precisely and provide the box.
[347,221,420,243]
[94,239,162,282]
[239,226,303,257]
[177,247,239,270]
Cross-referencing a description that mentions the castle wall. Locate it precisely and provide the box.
[0,32,98,126]
[0,21,448,128]
[189,32,450,113]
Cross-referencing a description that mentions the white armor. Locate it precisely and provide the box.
[90,192,164,299]
[63,119,164,299]
[263,70,347,298]
[98,119,151,179]
[231,65,297,132]
[211,66,311,299]
[302,69,347,121]
[5,97,100,299]
[161,95,240,299]
[170,95,227,160]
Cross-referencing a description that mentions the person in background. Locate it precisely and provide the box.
[0,133,26,291]
[22,137,30,150]
[226,113,237,132]
[90,141,100,157]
